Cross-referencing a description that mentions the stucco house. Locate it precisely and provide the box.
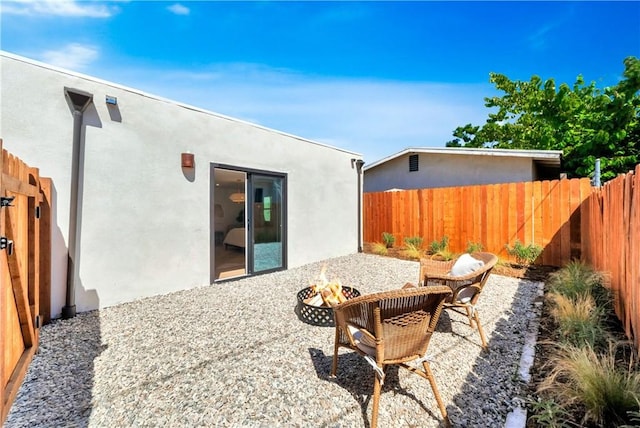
[1,51,364,317]
[363,147,562,192]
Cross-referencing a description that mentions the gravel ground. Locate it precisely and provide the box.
[6,253,541,428]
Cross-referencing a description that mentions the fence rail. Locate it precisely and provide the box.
[1,140,51,424]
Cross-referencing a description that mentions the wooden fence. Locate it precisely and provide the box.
[1,140,51,424]
[581,164,640,349]
[364,177,592,266]
[363,167,640,348]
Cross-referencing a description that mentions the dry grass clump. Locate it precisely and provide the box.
[538,342,640,426]
[528,260,640,427]
[371,242,388,256]
[548,293,609,350]
[401,243,422,260]
[547,260,605,303]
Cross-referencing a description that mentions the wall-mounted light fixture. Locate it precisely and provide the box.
[181,152,195,168]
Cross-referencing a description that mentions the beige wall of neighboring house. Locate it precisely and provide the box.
[1,52,363,316]
[363,147,562,192]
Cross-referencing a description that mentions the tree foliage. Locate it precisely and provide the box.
[447,57,640,181]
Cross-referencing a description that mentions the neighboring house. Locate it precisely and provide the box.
[363,147,562,192]
[1,52,364,316]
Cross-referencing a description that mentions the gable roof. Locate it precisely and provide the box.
[364,147,562,171]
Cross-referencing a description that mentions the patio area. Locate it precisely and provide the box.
[5,253,541,428]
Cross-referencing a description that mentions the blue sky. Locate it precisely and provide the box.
[2,1,639,163]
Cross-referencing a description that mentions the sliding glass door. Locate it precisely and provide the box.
[212,169,247,281]
[212,165,285,281]
[250,174,284,273]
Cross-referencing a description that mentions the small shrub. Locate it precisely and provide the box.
[526,396,576,428]
[548,293,609,350]
[382,232,395,248]
[371,242,388,256]
[466,241,484,253]
[429,236,449,254]
[401,243,422,260]
[539,342,640,426]
[404,236,423,249]
[505,239,542,265]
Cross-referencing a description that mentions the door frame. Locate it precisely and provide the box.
[210,163,287,283]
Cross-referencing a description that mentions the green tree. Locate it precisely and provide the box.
[447,57,640,181]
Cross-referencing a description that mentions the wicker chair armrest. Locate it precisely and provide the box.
[419,258,455,275]
[425,269,484,282]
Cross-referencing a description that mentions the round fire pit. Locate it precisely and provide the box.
[296,286,361,327]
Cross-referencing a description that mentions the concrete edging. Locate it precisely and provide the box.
[505,281,545,428]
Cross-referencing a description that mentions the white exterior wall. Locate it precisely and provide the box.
[1,53,362,315]
[364,152,535,192]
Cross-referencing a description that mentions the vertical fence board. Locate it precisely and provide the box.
[1,143,51,424]
[522,181,532,246]
[38,178,52,324]
[515,182,525,244]
[561,179,572,265]
[497,185,511,257]
[506,183,516,253]
[27,168,40,347]
[459,187,469,250]
[539,181,551,264]
[478,186,487,248]
[623,173,633,336]
[630,166,640,345]
[550,181,561,264]
[532,181,543,252]
[493,184,509,258]
[460,186,467,251]
[440,188,452,249]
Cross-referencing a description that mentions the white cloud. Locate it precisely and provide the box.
[1,0,118,18]
[167,3,189,16]
[101,63,494,162]
[41,43,99,70]
[528,20,563,52]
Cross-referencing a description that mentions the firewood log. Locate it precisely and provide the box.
[304,293,324,306]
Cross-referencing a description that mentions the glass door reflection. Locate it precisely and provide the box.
[251,175,284,273]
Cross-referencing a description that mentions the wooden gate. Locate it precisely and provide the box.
[1,140,51,423]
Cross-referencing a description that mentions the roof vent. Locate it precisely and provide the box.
[409,154,419,172]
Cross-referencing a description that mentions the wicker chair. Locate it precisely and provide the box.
[419,252,498,349]
[331,286,452,428]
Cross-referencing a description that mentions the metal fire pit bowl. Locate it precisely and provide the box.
[296,286,361,327]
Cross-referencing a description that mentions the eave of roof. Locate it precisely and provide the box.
[364,147,562,171]
[1,50,362,159]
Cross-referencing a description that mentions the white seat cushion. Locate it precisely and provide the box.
[347,324,376,355]
[456,286,476,303]
[449,253,484,277]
